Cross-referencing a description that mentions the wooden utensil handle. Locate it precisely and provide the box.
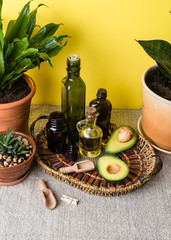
[37,179,47,190]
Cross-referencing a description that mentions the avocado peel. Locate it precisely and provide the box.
[105,125,138,154]
[97,155,129,182]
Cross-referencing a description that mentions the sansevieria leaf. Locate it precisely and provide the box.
[136,40,171,67]
[157,62,171,81]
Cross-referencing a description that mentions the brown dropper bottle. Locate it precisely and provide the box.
[89,88,112,139]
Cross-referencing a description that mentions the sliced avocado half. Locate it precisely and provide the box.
[105,125,138,154]
[97,155,129,182]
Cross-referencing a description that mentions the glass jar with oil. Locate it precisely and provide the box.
[76,107,103,158]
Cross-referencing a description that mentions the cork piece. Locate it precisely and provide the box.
[61,195,79,205]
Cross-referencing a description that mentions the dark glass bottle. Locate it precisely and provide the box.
[65,140,78,162]
[46,111,68,154]
[61,54,86,141]
[89,88,112,139]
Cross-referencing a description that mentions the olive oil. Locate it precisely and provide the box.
[77,107,103,158]
[61,54,86,142]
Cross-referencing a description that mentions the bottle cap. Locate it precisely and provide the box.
[97,88,107,98]
[67,54,80,67]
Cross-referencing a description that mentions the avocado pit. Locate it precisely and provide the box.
[118,127,133,143]
[107,164,121,174]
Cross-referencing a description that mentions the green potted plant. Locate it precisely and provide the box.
[0,0,68,133]
[136,38,171,151]
[0,128,36,185]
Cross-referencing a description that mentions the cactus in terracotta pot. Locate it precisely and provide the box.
[0,129,36,185]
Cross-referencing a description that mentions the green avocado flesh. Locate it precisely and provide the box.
[105,125,138,154]
[97,155,129,181]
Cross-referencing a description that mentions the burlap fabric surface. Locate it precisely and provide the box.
[0,105,170,240]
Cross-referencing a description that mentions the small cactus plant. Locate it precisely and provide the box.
[0,129,29,158]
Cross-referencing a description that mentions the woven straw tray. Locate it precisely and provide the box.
[35,125,162,197]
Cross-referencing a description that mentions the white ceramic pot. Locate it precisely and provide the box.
[142,65,171,151]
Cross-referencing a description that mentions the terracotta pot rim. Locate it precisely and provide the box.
[0,74,36,110]
[142,64,171,105]
[0,131,36,171]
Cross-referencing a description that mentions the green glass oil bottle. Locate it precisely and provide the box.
[61,54,86,141]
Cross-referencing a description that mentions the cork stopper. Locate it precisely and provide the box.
[87,107,96,119]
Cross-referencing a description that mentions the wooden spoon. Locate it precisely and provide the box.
[37,179,57,210]
[59,160,95,174]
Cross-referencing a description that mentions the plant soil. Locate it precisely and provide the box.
[146,66,171,101]
[0,77,31,103]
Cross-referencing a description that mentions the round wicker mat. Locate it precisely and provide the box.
[35,127,162,197]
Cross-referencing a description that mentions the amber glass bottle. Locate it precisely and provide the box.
[46,111,68,154]
[89,88,112,139]
[61,54,86,141]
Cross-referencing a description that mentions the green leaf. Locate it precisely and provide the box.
[17,145,23,152]
[17,48,38,59]
[18,150,29,155]
[157,62,171,80]
[4,38,18,61]
[0,0,3,30]
[0,28,4,78]
[46,44,65,58]
[136,39,171,67]
[26,4,48,39]
[4,1,30,47]
[3,73,23,89]
[26,9,37,39]
[4,20,15,46]
[0,58,32,89]
[6,128,15,144]
[39,52,53,67]
[6,37,29,62]
[38,35,68,52]
[29,23,61,48]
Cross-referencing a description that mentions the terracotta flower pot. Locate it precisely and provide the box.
[0,74,36,134]
[0,131,36,185]
[142,65,171,151]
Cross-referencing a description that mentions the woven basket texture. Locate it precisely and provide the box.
[35,125,157,197]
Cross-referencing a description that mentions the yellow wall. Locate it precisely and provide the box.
[3,0,171,108]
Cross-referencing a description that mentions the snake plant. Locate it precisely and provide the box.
[0,0,68,89]
[136,39,171,81]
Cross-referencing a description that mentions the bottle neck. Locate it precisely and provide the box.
[97,96,106,101]
[86,117,96,128]
[48,112,67,131]
[67,66,80,77]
